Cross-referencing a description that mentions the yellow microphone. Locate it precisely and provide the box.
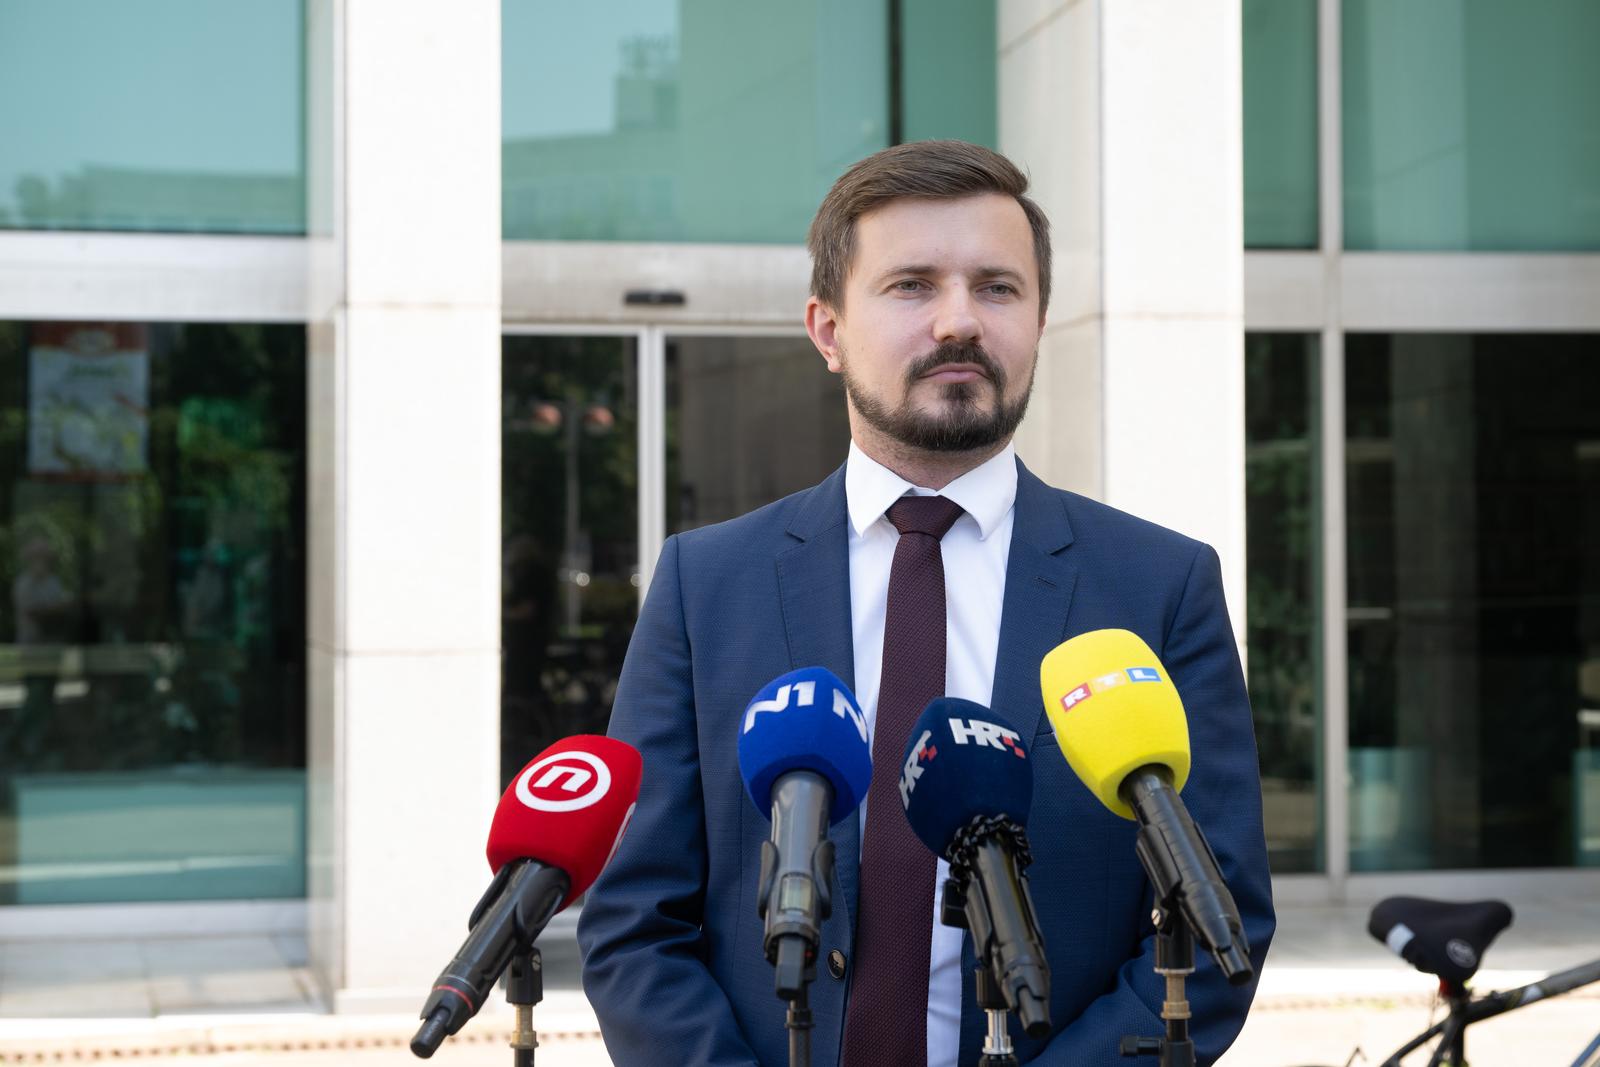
[1039,628,1190,819]
[1039,628,1252,984]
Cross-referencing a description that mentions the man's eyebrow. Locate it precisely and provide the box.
[873,264,1028,285]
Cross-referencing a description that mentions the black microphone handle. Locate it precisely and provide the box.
[411,858,570,1058]
[960,833,1052,1039]
[759,769,834,999]
[1119,766,1253,985]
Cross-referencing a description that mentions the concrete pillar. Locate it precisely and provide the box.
[1001,0,1248,641]
[305,0,502,1012]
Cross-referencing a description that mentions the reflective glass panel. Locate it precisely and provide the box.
[1246,333,1322,872]
[900,0,997,147]
[1243,0,1319,248]
[0,321,307,904]
[0,1,306,235]
[501,335,639,786]
[665,335,848,533]
[1343,0,1600,250]
[502,0,888,242]
[1345,334,1600,870]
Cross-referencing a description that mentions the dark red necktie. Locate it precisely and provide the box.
[841,494,965,1067]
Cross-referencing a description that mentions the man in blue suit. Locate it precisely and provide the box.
[578,140,1274,1065]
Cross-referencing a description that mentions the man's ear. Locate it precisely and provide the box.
[805,296,844,374]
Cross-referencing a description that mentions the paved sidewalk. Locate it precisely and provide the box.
[3,892,1599,1065]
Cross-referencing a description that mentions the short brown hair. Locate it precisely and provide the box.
[807,140,1052,316]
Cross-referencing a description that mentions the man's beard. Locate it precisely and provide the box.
[841,340,1034,453]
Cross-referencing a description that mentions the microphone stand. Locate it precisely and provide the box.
[506,947,543,1067]
[1118,903,1196,1067]
[940,814,1049,1065]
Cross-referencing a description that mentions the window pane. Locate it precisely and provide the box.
[0,322,307,904]
[1243,0,1319,249]
[1346,334,1600,870]
[1343,0,1600,251]
[502,0,888,242]
[0,1,306,235]
[501,336,639,785]
[665,335,848,533]
[900,0,997,148]
[1246,333,1322,872]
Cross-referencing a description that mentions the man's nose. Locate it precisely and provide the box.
[932,287,982,344]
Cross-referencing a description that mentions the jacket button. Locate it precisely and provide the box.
[827,949,847,980]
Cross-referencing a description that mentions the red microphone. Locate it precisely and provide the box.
[412,735,642,1058]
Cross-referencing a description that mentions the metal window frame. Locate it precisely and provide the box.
[1245,0,1600,897]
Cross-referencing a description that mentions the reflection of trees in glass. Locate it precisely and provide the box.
[6,168,304,235]
[1245,335,1319,780]
[0,322,305,776]
[1245,334,1321,871]
[500,337,638,783]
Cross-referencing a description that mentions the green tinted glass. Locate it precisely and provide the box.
[1245,333,1322,872]
[0,1,305,235]
[900,0,997,147]
[503,0,889,242]
[1343,0,1600,250]
[1244,0,1319,248]
[1345,333,1600,870]
[0,322,307,903]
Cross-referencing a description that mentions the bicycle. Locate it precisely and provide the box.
[1300,895,1600,1067]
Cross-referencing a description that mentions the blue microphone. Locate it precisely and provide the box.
[900,698,1051,1040]
[738,667,871,1001]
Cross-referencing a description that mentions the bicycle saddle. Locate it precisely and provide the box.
[1367,896,1514,989]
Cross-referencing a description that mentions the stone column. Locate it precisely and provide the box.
[305,0,503,1012]
[1001,0,1248,640]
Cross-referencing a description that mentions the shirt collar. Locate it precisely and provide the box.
[844,439,1017,542]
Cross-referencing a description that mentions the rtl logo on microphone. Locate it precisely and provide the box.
[516,750,613,813]
[899,728,937,807]
[948,718,1027,759]
[1058,666,1164,714]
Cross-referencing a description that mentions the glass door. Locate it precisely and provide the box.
[500,326,847,773]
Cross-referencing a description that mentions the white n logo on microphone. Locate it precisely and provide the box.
[532,765,593,793]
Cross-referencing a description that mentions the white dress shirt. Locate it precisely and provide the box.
[845,439,1017,1067]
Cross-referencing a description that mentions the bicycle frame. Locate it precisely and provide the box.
[1377,956,1600,1067]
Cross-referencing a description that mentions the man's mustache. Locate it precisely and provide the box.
[905,342,1005,387]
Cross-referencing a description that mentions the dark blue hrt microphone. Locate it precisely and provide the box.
[738,667,871,1001]
[900,698,1051,1039]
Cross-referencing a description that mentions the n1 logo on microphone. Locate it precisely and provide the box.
[948,718,1027,759]
[899,728,936,808]
[516,750,614,812]
[742,678,868,744]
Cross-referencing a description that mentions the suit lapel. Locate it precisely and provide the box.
[774,464,861,938]
[988,460,1078,741]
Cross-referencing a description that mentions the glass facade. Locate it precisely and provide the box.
[1245,333,1322,872]
[0,321,306,904]
[0,0,306,235]
[1343,0,1600,251]
[665,335,849,533]
[501,335,639,785]
[502,0,997,243]
[899,0,998,148]
[1243,0,1318,249]
[1345,333,1600,870]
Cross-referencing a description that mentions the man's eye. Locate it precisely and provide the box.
[893,279,926,292]
[985,283,1017,296]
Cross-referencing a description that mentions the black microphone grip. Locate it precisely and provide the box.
[411,859,570,1058]
[757,769,834,999]
[956,834,1051,1039]
[1119,766,1252,985]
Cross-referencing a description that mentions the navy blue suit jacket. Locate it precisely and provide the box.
[578,458,1275,1065]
